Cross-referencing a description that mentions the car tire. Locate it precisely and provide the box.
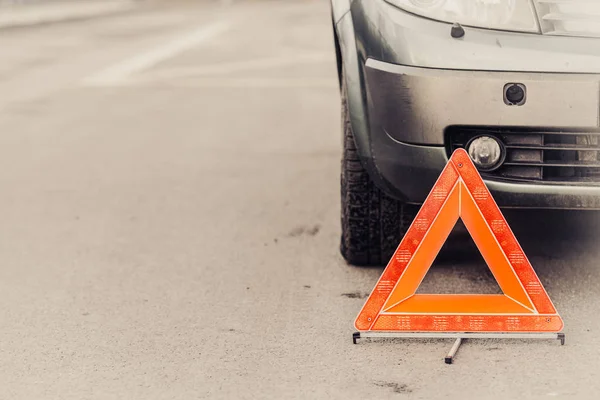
[340,78,418,266]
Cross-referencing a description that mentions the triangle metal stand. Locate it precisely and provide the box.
[352,331,565,364]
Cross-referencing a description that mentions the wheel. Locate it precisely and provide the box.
[340,77,418,266]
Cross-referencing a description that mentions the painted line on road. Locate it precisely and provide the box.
[82,20,231,86]
[129,77,339,89]
[138,53,333,81]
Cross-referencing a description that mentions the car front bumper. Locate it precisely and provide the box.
[366,59,600,209]
[369,135,600,209]
[357,2,600,209]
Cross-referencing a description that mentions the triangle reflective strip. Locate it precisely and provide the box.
[354,149,563,333]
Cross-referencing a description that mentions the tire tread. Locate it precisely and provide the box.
[340,84,418,266]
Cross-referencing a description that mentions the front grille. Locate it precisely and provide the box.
[535,0,600,37]
[447,127,600,184]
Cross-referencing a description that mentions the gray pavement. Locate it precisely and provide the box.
[0,1,599,399]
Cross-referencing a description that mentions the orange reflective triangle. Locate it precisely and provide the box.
[355,149,563,333]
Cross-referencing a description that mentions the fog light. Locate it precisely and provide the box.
[467,136,504,171]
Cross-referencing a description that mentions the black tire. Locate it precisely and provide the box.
[340,80,418,266]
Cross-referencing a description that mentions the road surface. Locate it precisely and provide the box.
[0,1,599,398]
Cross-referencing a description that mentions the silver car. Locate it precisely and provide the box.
[332,0,600,265]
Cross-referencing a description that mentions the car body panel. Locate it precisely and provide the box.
[332,0,600,209]
[366,60,600,146]
[334,4,403,196]
[330,0,350,24]
[368,126,600,209]
[355,0,600,73]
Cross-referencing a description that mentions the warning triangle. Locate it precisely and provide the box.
[355,149,563,333]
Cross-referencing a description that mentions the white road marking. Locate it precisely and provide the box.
[82,20,231,86]
[138,53,333,81]
[129,77,338,89]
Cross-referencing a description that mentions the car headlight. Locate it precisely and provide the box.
[385,0,540,33]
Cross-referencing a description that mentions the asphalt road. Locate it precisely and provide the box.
[1,1,599,399]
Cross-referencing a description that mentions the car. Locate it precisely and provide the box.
[331,0,600,266]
